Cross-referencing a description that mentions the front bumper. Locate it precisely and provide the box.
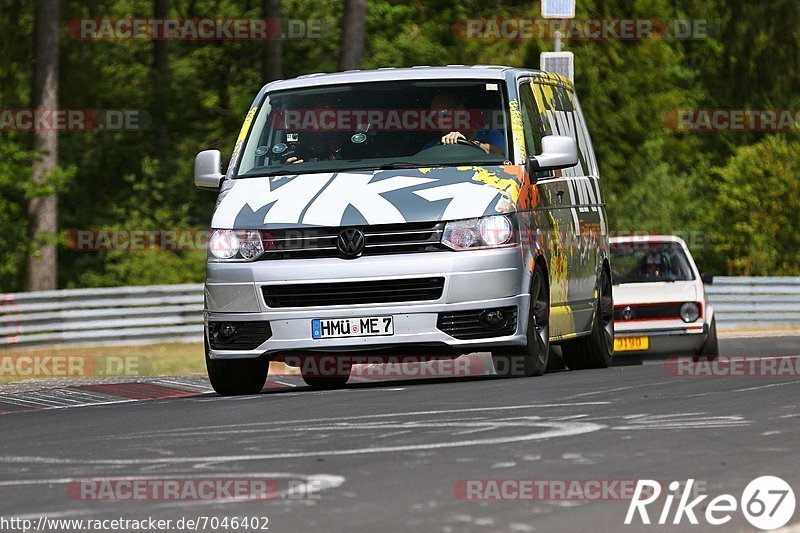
[204,248,529,359]
[615,322,708,355]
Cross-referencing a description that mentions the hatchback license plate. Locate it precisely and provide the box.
[312,317,394,339]
[614,336,650,352]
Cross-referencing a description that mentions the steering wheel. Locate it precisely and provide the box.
[440,138,486,152]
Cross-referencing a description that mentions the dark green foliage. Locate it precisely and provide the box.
[0,0,798,290]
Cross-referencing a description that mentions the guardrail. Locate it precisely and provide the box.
[705,277,800,330]
[0,285,203,348]
[1,277,798,349]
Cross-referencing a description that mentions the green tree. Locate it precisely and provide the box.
[707,136,800,276]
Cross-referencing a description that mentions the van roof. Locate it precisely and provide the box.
[263,65,573,92]
[610,235,688,246]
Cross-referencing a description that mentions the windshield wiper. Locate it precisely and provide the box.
[374,162,428,170]
[359,161,500,171]
[239,160,505,177]
[238,169,295,178]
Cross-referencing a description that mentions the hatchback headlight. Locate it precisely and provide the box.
[208,229,264,261]
[680,302,701,323]
[441,215,516,251]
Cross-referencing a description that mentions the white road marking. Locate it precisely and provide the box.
[569,381,676,398]
[90,402,612,440]
[0,472,332,487]
[684,379,800,397]
[612,413,749,430]
[12,509,96,520]
[0,420,606,465]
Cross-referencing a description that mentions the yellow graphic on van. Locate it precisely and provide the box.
[537,71,571,87]
[236,107,258,145]
[508,99,526,160]
[470,167,521,203]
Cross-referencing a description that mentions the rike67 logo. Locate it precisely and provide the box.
[626,477,795,530]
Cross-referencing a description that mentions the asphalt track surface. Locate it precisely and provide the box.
[1,335,799,533]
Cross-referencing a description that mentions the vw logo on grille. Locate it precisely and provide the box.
[337,228,366,259]
[622,306,633,321]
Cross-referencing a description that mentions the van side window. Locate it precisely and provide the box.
[517,82,550,156]
[572,98,599,176]
[524,81,597,177]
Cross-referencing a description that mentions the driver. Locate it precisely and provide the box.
[644,253,663,278]
[425,94,505,155]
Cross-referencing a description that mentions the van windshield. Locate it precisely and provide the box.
[236,79,510,178]
[610,241,696,284]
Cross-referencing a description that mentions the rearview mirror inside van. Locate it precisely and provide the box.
[526,135,579,177]
[194,150,224,190]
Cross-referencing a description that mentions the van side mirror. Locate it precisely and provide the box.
[526,135,579,178]
[195,150,224,190]
[701,273,714,285]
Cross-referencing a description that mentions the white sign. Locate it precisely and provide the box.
[540,51,575,84]
[541,0,576,19]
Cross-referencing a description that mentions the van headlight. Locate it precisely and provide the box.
[680,302,701,323]
[441,215,516,251]
[209,229,264,261]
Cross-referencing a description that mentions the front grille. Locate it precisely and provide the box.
[614,303,686,322]
[259,222,446,260]
[208,321,272,350]
[262,277,445,308]
[437,307,518,340]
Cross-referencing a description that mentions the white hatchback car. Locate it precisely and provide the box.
[609,236,718,357]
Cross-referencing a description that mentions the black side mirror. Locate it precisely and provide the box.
[701,273,714,285]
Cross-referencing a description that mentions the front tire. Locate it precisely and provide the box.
[562,267,614,370]
[205,340,269,396]
[301,362,352,389]
[698,317,719,358]
[492,266,550,377]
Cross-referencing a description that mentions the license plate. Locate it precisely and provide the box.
[312,316,394,339]
[614,336,650,352]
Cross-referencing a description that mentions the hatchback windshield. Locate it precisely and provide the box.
[237,79,510,177]
[610,241,696,284]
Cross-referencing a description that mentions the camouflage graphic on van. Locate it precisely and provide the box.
[211,165,525,229]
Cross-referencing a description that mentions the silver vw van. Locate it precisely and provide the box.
[195,66,614,394]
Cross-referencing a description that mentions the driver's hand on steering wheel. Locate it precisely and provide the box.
[286,156,304,164]
[441,131,467,145]
[441,131,490,154]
